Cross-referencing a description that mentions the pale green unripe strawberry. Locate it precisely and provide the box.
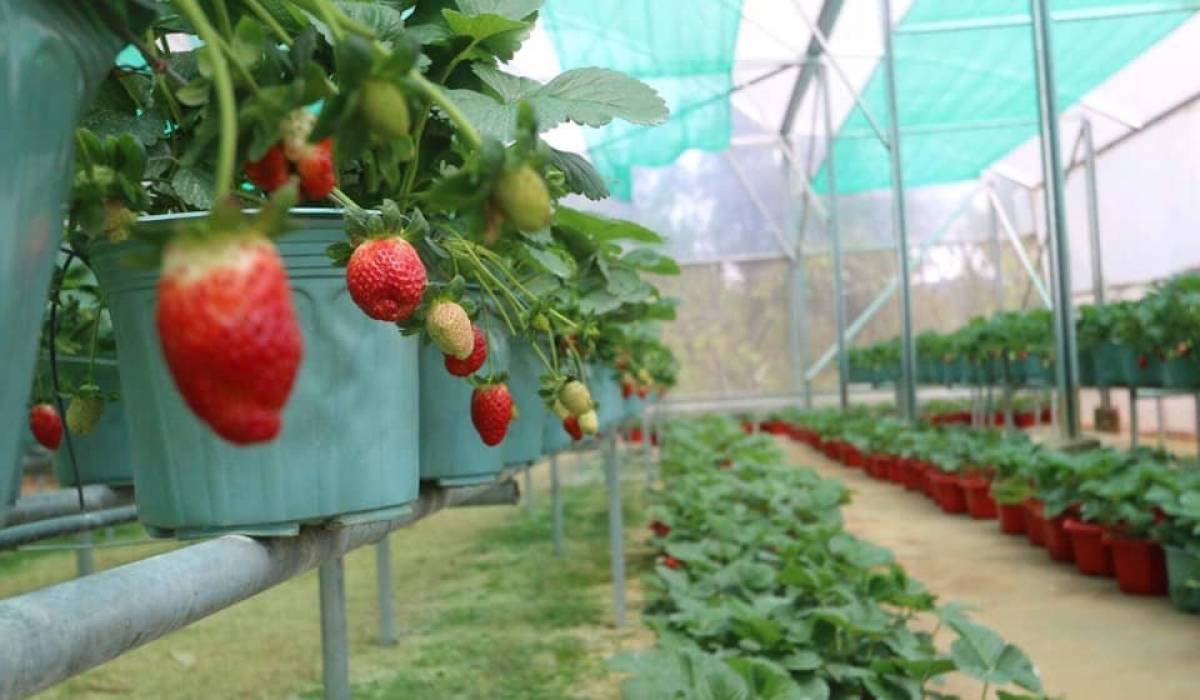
[494,164,551,233]
[66,394,104,436]
[551,399,570,419]
[578,409,599,436]
[361,79,411,141]
[559,380,592,415]
[426,301,474,360]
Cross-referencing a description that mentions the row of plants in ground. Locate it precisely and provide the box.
[848,273,1200,388]
[611,415,1050,700]
[770,408,1200,614]
[10,0,680,536]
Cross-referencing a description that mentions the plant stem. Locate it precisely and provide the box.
[213,0,234,36]
[212,33,263,94]
[329,187,361,210]
[244,0,293,45]
[86,308,102,385]
[408,70,482,148]
[173,0,237,200]
[980,682,990,700]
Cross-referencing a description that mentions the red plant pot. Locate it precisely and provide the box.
[930,472,967,514]
[1064,518,1113,576]
[1024,500,1047,547]
[997,502,1027,535]
[866,454,891,480]
[899,459,920,491]
[1015,412,1036,428]
[843,445,866,469]
[961,477,998,519]
[651,431,659,447]
[1043,514,1075,563]
[629,427,644,443]
[741,421,754,434]
[887,457,907,485]
[917,461,936,498]
[1110,535,1168,596]
[1040,407,1052,423]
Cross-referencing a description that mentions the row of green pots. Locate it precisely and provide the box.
[75,216,637,538]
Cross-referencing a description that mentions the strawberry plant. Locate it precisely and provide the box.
[67,0,679,445]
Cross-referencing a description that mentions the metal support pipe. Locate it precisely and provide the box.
[3,486,132,527]
[1156,397,1167,448]
[0,477,517,699]
[990,194,1005,310]
[819,63,850,411]
[987,189,1053,308]
[1081,117,1112,411]
[642,411,653,487]
[1194,395,1200,457]
[522,465,533,515]
[373,538,396,647]
[550,454,564,557]
[1030,0,1081,439]
[879,0,918,423]
[0,505,138,551]
[603,433,626,628]
[319,558,349,700]
[74,532,94,578]
[1130,388,1140,449]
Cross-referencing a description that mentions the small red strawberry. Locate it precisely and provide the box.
[445,324,488,377]
[29,403,63,451]
[662,555,683,570]
[1138,355,1149,368]
[346,237,427,321]
[649,520,671,537]
[296,138,335,201]
[245,145,290,193]
[156,233,303,444]
[621,381,634,399]
[563,415,583,441]
[471,383,514,446]
[637,386,648,399]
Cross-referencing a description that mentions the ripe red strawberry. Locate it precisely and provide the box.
[1138,355,1150,369]
[563,415,583,441]
[29,403,63,451]
[637,386,648,399]
[649,520,671,537]
[296,138,335,201]
[245,145,290,193]
[621,381,633,399]
[445,324,488,377]
[662,555,683,570]
[471,383,514,446]
[156,235,303,444]
[346,237,427,321]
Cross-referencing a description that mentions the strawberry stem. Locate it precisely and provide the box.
[173,0,237,201]
[408,70,482,148]
[245,0,293,46]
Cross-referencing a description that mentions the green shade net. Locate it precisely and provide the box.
[819,0,1197,194]
[541,0,743,200]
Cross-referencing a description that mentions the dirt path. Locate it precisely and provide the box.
[782,439,1200,700]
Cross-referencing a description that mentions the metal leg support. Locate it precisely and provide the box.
[319,558,350,700]
[523,464,533,515]
[1156,396,1167,449]
[550,454,565,556]
[374,538,396,646]
[642,411,653,488]
[1003,384,1015,434]
[1130,388,1139,449]
[603,433,626,628]
[75,531,94,578]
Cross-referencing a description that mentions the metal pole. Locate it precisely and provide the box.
[1193,394,1200,456]
[819,63,850,411]
[879,0,918,423]
[1081,117,1112,411]
[990,191,1005,310]
[1156,396,1167,448]
[603,433,626,628]
[550,454,564,556]
[1130,388,1139,449]
[373,538,396,646]
[75,531,94,578]
[1030,0,1081,439]
[522,464,533,515]
[642,410,653,487]
[318,558,350,700]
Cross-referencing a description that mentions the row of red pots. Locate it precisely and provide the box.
[770,422,1169,598]
[924,409,1046,428]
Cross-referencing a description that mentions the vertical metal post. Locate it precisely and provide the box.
[1003,383,1015,434]
[642,410,653,487]
[803,379,814,409]
[522,464,533,515]
[990,194,1005,310]
[603,433,626,628]
[373,538,396,647]
[550,453,565,556]
[1081,117,1111,411]
[319,558,350,700]
[879,0,918,423]
[1193,394,1200,456]
[819,63,850,411]
[1130,388,1139,449]
[1030,0,1080,439]
[75,532,94,578]
[1156,396,1167,448]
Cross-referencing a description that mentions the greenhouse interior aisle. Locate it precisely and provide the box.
[780,439,1200,700]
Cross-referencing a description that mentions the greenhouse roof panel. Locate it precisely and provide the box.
[820,0,1197,193]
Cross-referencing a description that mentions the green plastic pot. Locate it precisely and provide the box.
[502,341,547,466]
[420,322,510,486]
[1165,546,1200,613]
[5,446,22,509]
[1162,357,1200,389]
[1123,350,1164,388]
[591,364,623,432]
[0,1,122,525]
[1091,341,1129,387]
[1004,357,1025,386]
[623,394,645,421]
[92,212,420,538]
[1022,356,1054,386]
[542,412,573,455]
[53,358,132,487]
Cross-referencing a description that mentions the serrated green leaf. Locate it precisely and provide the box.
[525,246,573,279]
[442,8,526,41]
[946,617,1042,692]
[545,146,609,200]
[554,207,664,244]
[622,248,679,275]
[170,166,215,210]
[457,0,543,20]
[335,1,407,43]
